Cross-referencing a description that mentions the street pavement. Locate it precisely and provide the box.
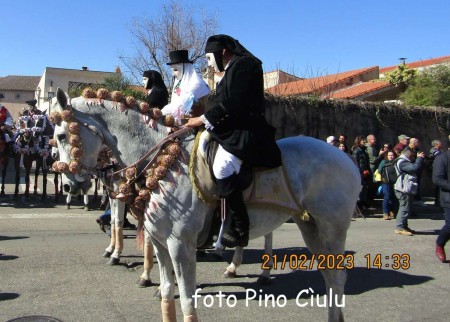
[0,169,449,321]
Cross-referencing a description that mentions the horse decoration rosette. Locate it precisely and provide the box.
[51,87,361,322]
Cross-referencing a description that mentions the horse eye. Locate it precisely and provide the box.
[57,134,66,141]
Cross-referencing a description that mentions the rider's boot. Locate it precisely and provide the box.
[217,174,249,248]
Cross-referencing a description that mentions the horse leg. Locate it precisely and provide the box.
[107,199,125,265]
[257,232,273,285]
[33,163,39,195]
[83,194,90,211]
[53,173,59,202]
[41,169,48,201]
[24,160,31,198]
[294,218,347,322]
[99,185,107,209]
[14,158,20,198]
[93,178,99,201]
[168,239,198,322]
[59,174,63,196]
[66,194,72,209]
[103,224,116,258]
[223,246,243,278]
[152,239,177,322]
[1,161,7,195]
[137,230,154,287]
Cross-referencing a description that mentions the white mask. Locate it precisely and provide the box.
[142,77,149,89]
[206,53,220,72]
[171,63,184,81]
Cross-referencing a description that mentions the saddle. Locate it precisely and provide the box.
[190,130,306,248]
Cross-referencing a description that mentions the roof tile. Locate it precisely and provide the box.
[0,75,40,91]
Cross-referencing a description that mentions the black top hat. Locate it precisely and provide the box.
[166,50,193,65]
[26,99,37,107]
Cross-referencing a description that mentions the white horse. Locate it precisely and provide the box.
[52,88,360,322]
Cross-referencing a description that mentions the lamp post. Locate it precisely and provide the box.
[35,87,41,106]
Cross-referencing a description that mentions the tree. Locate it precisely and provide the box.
[120,0,217,88]
[68,69,146,100]
[401,65,450,107]
[103,71,146,100]
[385,63,417,91]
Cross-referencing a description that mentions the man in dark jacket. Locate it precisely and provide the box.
[432,143,450,264]
[187,34,282,247]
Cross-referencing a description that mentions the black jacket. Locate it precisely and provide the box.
[432,150,450,207]
[204,55,281,168]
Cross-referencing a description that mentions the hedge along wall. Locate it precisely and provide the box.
[264,94,450,197]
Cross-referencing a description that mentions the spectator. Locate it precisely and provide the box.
[431,142,450,263]
[378,150,398,220]
[429,139,443,206]
[366,134,385,173]
[326,136,337,146]
[338,134,348,152]
[394,148,425,236]
[366,134,386,205]
[408,138,425,205]
[351,135,371,210]
[393,134,410,156]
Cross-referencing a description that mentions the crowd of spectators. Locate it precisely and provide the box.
[327,134,439,226]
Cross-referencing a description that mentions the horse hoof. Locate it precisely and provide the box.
[137,278,153,288]
[153,289,162,301]
[107,257,120,265]
[102,251,113,258]
[84,205,90,211]
[257,276,272,285]
[224,270,236,278]
[66,203,70,209]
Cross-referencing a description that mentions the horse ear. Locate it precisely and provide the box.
[56,88,69,110]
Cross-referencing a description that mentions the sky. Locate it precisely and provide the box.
[1,0,450,81]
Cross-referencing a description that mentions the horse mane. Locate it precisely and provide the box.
[66,96,194,170]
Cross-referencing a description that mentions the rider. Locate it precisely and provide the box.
[0,102,14,155]
[161,50,210,123]
[142,70,169,109]
[186,34,282,248]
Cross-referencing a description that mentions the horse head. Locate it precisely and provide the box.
[51,88,104,195]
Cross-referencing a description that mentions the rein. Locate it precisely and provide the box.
[112,126,191,182]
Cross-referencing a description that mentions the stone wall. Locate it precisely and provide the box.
[263,94,450,197]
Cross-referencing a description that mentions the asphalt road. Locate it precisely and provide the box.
[0,169,449,321]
